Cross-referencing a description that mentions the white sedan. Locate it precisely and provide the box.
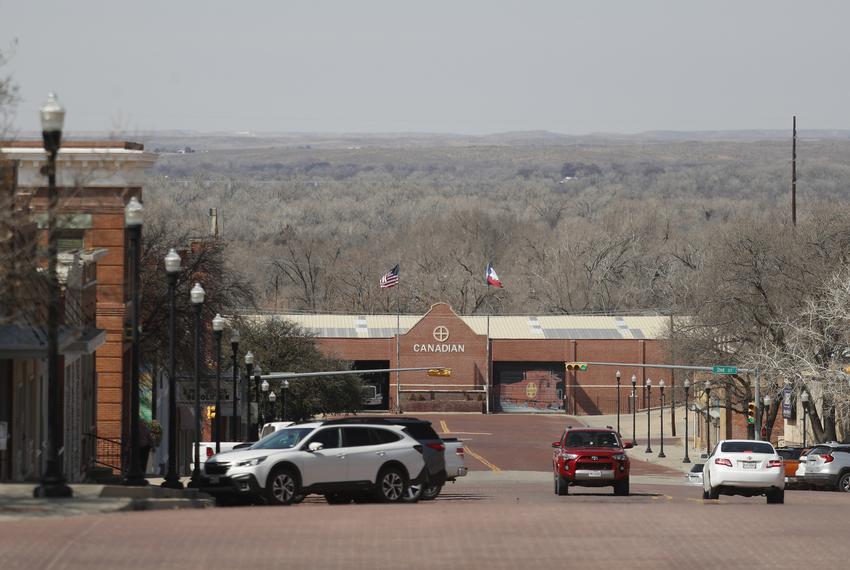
[702,440,785,504]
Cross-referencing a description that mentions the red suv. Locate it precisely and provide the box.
[551,427,633,496]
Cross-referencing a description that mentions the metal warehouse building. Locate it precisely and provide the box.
[244,303,674,415]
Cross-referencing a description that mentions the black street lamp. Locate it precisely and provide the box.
[244,351,254,441]
[645,379,653,453]
[212,314,225,454]
[253,364,264,440]
[615,370,621,434]
[230,330,240,441]
[34,93,72,498]
[801,391,809,447]
[268,390,277,422]
[283,379,289,421]
[189,282,205,486]
[682,378,691,464]
[161,248,183,489]
[658,379,666,458]
[631,374,638,445]
[123,196,148,487]
[704,381,712,453]
[260,376,270,428]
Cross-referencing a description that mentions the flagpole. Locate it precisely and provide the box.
[396,277,401,413]
[486,309,491,415]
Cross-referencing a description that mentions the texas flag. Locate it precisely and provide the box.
[486,263,504,288]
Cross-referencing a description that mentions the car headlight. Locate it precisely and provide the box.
[236,456,267,467]
[613,454,627,461]
[562,453,578,460]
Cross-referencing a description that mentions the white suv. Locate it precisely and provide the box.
[203,420,426,505]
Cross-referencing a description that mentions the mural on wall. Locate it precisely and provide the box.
[496,364,564,413]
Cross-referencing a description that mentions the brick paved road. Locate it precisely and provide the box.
[420,413,680,476]
[1,478,849,569]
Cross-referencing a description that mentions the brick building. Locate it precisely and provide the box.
[0,141,156,471]
[244,303,676,415]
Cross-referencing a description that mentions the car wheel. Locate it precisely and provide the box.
[421,484,443,501]
[265,466,299,506]
[375,466,407,503]
[555,473,569,496]
[324,493,352,505]
[402,483,423,503]
[766,489,785,504]
[836,472,850,493]
[614,478,629,496]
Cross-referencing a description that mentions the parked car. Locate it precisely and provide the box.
[802,442,850,492]
[686,463,704,485]
[202,420,426,505]
[190,422,295,472]
[776,447,807,488]
[408,436,467,500]
[702,440,785,503]
[551,427,633,496]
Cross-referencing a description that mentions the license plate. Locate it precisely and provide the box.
[588,471,602,478]
[209,475,220,484]
[742,462,756,470]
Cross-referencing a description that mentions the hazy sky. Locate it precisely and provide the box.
[3,1,849,135]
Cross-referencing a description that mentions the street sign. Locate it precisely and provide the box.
[711,366,738,375]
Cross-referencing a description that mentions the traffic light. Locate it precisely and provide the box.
[427,368,452,377]
[207,405,216,419]
[747,401,756,424]
[566,362,588,371]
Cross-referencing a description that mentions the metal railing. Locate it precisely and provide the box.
[84,432,122,473]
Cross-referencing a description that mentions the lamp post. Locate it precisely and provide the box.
[34,93,73,498]
[212,314,225,454]
[161,248,183,489]
[261,376,270,427]
[283,379,289,421]
[189,283,205,487]
[268,390,277,422]
[763,394,772,441]
[230,330,240,441]
[645,379,653,453]
[704,381,712,453]
[631,374,638,445]
[682,378,691,464]
[801,391,809,447]
[658,379,666,458]
[615,370,621,434]
[244,352,254,441]
[122,196,147,486]
[253,364,264,439]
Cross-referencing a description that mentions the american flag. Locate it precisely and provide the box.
[379,264,400,289]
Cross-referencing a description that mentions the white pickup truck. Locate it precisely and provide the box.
[443,437,468,482]
[191,422,294,472]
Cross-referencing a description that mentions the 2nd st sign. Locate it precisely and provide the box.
[712,365,738,375]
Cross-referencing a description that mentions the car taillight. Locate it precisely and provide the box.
[767,460,783,468]
[427,443,445,452]
[456,447,464,456]
[823,454,834,463]
[413,444,423,454]
[715,458,733,467]
[206,447,214,458]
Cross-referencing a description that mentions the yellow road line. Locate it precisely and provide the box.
[440,420,449,434]
[463,443,502,472]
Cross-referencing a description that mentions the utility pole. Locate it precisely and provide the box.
[792,115,797,226]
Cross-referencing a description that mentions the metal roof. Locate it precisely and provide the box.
[239,313,671,340]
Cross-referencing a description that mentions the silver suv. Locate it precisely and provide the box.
[802,442,850,492]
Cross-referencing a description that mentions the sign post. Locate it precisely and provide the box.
[711,365,738,375]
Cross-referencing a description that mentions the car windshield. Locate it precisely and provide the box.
[719,441,774,454]
[776,448,803,460]
[251,427,314,450]
[564,431,620,447]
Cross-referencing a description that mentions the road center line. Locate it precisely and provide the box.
[463,444,502,472]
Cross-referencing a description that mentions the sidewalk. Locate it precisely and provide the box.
[0,481,213,521]
[580,406,707,474]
